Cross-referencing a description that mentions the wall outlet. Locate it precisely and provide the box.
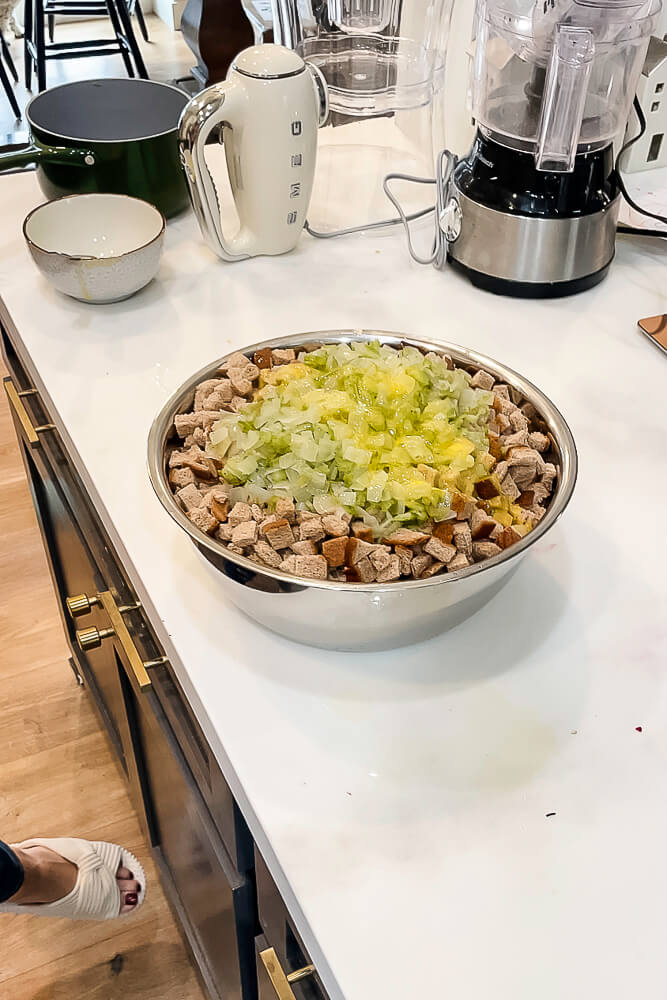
[623,36,667,173]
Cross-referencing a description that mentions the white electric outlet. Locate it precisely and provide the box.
[623,36,667,172]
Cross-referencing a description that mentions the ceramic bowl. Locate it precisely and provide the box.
[23,194,165,304]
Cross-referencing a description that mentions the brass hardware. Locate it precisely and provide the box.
[287,966,315,984]
[3,378,55,447]
[143,657,169,669]
[71,591,157,690]
[260,947,315,1000]
[98,591,152,690]
[117,602,141,614]
[76,625,115,652]
[66,593,102,619]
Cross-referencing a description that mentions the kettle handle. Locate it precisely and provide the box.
[178,81,249,262]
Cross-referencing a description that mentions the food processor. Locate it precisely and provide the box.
[443,0,662,297]
[272,0,454,234]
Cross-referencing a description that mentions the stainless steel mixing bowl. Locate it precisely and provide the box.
[147,331,577,651]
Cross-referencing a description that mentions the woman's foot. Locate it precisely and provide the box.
[9,844,140,914]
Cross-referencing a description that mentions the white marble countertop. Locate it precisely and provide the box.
[1,166,666,1000]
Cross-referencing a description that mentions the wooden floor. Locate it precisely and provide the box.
[0,14,194,140]
[0,133,203,1000]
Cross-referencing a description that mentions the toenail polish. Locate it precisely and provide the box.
[126,893,138,906]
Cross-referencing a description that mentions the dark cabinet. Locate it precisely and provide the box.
[119,646,257,1000]
[254,852,329,1000]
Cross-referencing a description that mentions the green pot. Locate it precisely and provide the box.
[0,79,190,219]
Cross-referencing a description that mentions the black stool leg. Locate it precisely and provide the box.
[34,0,46,91]
[48,14,55,43]
[0,50,21,119]
[105,0,135,77]
[23,0,33,90]
[110,0,148,78]
[132,0,149,42]
[1,33,19,83]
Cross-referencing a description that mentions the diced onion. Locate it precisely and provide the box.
[208,341,493,536]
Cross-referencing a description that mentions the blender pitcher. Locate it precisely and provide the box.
[442,0,662,296]
[272,0,455,233]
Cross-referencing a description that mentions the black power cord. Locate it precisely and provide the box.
[615,95,667,237]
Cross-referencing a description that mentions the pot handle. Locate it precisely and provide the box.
[0,142,96,174]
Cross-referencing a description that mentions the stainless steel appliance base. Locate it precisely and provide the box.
[448,256,613,299]
[448,186,620,297]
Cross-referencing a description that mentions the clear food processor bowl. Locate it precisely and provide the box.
[471,0,662,170]
[273,0,453,232]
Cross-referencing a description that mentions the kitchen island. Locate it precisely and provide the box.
[1,164,666,1000]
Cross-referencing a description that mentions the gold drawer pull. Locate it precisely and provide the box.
[3,377,55,447]
[67,593,102,618]
[72,591,153,691]
[76,626,114,651]
[260,947,315,1000]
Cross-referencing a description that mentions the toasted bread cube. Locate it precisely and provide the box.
[253,541,283,568]
[187,506,219,535]
[275,497,296,523]
[272,348,296,365]
[528,431,550,453]
[471,508,497,540]
[254,348,273,370]
[292,540,319,556]
[472,540,502,562]
[350,521,374,542]
[470,369,495,391]
[395,545,413,576]
[169,466,197,489]
[375,555,401,583]
[295,555,328,580]
[452,523,473,557]
[176,483,204,512]
[424,537,456,564]
[228,502,252,527]
[321,514,349,537]
[264,518,295,550]
[231,520,258,548]
[410,554,432,579]
[322,536,348,568]
[345,537,376,565]
[353,556,376,583]
[279,554,298,574]
[420,560,445,579]
[382,528,430,547]
[299,518,325,543]
[497,526,521,550]
[447,553,470,573]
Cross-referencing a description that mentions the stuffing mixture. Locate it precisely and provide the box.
[166,342,558,583]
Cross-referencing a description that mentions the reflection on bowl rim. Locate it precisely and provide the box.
[147,330,578,593]
[22,193,166,262]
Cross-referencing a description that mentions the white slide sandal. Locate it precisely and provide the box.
[0,838,146,920]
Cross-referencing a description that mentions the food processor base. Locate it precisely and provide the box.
[447,256,613,299]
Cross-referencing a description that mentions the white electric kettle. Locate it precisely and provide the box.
[179,45,328,262]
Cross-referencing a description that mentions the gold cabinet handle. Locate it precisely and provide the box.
[260,947,315,1000]
[67,593,102,618]
[3,377,55,447]
[72,591,154,691]
[76,625,115,651]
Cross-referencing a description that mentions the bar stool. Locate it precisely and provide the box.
[24,0,148,91]
[47,0,149,46]
[0,14,20,118]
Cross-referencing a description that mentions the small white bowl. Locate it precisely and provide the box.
[23,193,166,304]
